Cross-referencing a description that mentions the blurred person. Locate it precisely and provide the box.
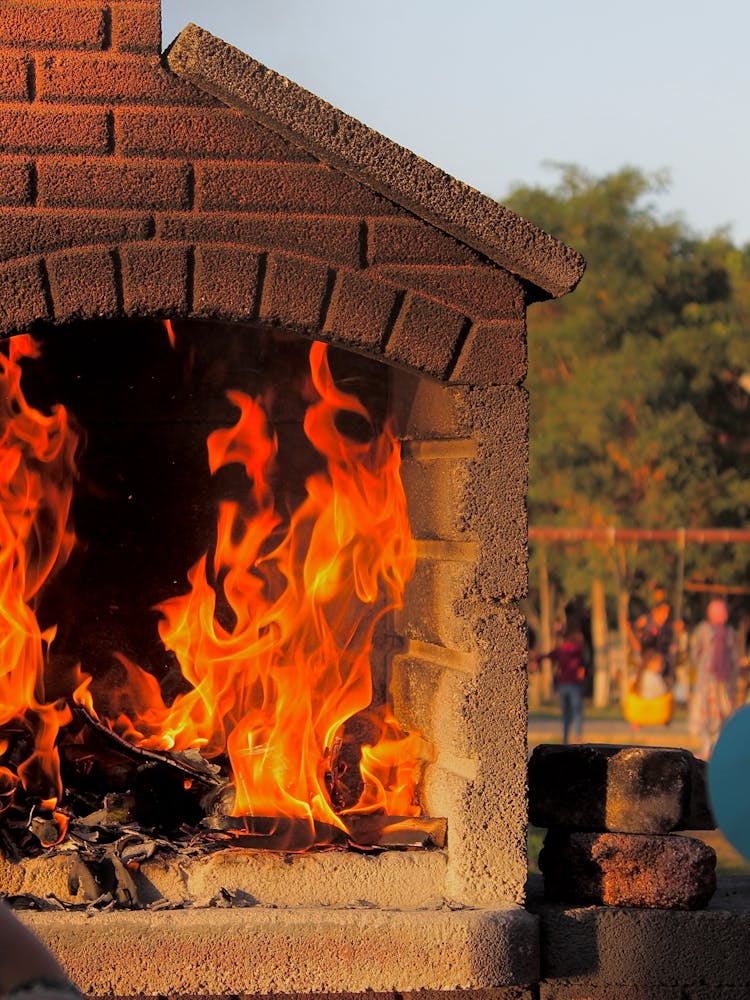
[532,622,588,744]
[0,900,81,998]
[631,583,677,682]
[623,648,673,728]
[689,598,740,759]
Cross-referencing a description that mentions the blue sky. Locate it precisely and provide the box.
[162,1,750,245]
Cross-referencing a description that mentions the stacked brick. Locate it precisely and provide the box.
[529,744,717,909]
[0,0,586,915]
[0,0,541,389]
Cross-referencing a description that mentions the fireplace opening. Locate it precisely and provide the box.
[0,320,443,871]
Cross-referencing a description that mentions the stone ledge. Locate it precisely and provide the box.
[529,874,750,991]
[22,905,540,994]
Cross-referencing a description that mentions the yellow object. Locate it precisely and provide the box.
[623,689,673,726]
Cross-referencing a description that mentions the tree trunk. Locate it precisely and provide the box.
[591,576,610,708]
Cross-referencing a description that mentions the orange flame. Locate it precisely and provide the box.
[0,336,79,805]
[107,342,420,827]
[1,333,423,835]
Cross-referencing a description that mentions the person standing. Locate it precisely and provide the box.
[534,623,588,744]
[689,599,740,759]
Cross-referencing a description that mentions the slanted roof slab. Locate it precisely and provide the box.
[167,24,585,300]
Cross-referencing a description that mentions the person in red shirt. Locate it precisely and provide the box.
[534,624,588,744]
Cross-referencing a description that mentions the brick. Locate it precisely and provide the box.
[373,264,525,320]
[391,655,475,759]
[37,158,191,210]
[158,212,361,268]
[0,108,109,154]
[110,2,161,54]
[400,453,472,540]
[120,243,190,316]
[117,108,310,160]
[368,217,484,267]
[0,159,33,206]
[385,292,467,379]
[0,209,153,264]
[450,320,527,386]
[0,53,30,101]
[398,558,476,652]
[0,257,49,335]
[322,269,400,350]
[196,162,401,215]
[528,744,715,834]
[193,245,262,320]
[539,830,717,909]
[36,54,218,106]
[46,247,119,322]
[259,253,332,332]
[0,3,106,50]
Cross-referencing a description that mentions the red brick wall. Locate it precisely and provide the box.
[0,0,527,387]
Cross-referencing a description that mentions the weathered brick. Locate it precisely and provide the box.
[398,558,476,652]
[0,209,153,264]
[0,3,106,50]
[0,159,33,206]
[368,217,484,267]
[0,257,49,335]
[196,162,401,215]
[110,2,161,54]
[259,253,332,332]
[120,243,190,316]
[0,53,30,101]
[157,213,361,268]
[37,158,191,210]
[193,245,262,320]
[46,247,119,322]
[539,830,716,909]
[528,744,714,834]
[450,320,527,386]
[391,655,475,760]
[36,54,217,106]
[0,108,109,154]
[117,108,309,159]
[372,264,525,320]
[322,269,400,350]
[385,292,467,379]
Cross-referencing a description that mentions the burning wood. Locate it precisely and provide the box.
[0,328,443,905]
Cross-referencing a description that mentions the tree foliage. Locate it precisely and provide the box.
[505,165,750,619]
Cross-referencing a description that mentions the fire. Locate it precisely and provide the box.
[0,335,79,808]
[101,340,420,828]
[0,328,423,838]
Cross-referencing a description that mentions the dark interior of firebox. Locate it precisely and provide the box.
[1,319,446,858]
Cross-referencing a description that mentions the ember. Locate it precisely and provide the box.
[0,323,432,866]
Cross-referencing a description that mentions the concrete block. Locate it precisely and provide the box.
[323,268,401,350]
[21,906,540,994]
[450,319,528,386]
[539,830,716,909]
[528,743,714,833]
[47,246,119,322]
[259,252,331,332]
[385,291,468,379]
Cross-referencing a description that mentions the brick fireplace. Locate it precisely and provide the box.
[0,1,584,995]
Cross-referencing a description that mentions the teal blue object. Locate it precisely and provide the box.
[708,705,750,863]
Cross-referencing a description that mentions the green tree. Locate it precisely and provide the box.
[505,165,750,624]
